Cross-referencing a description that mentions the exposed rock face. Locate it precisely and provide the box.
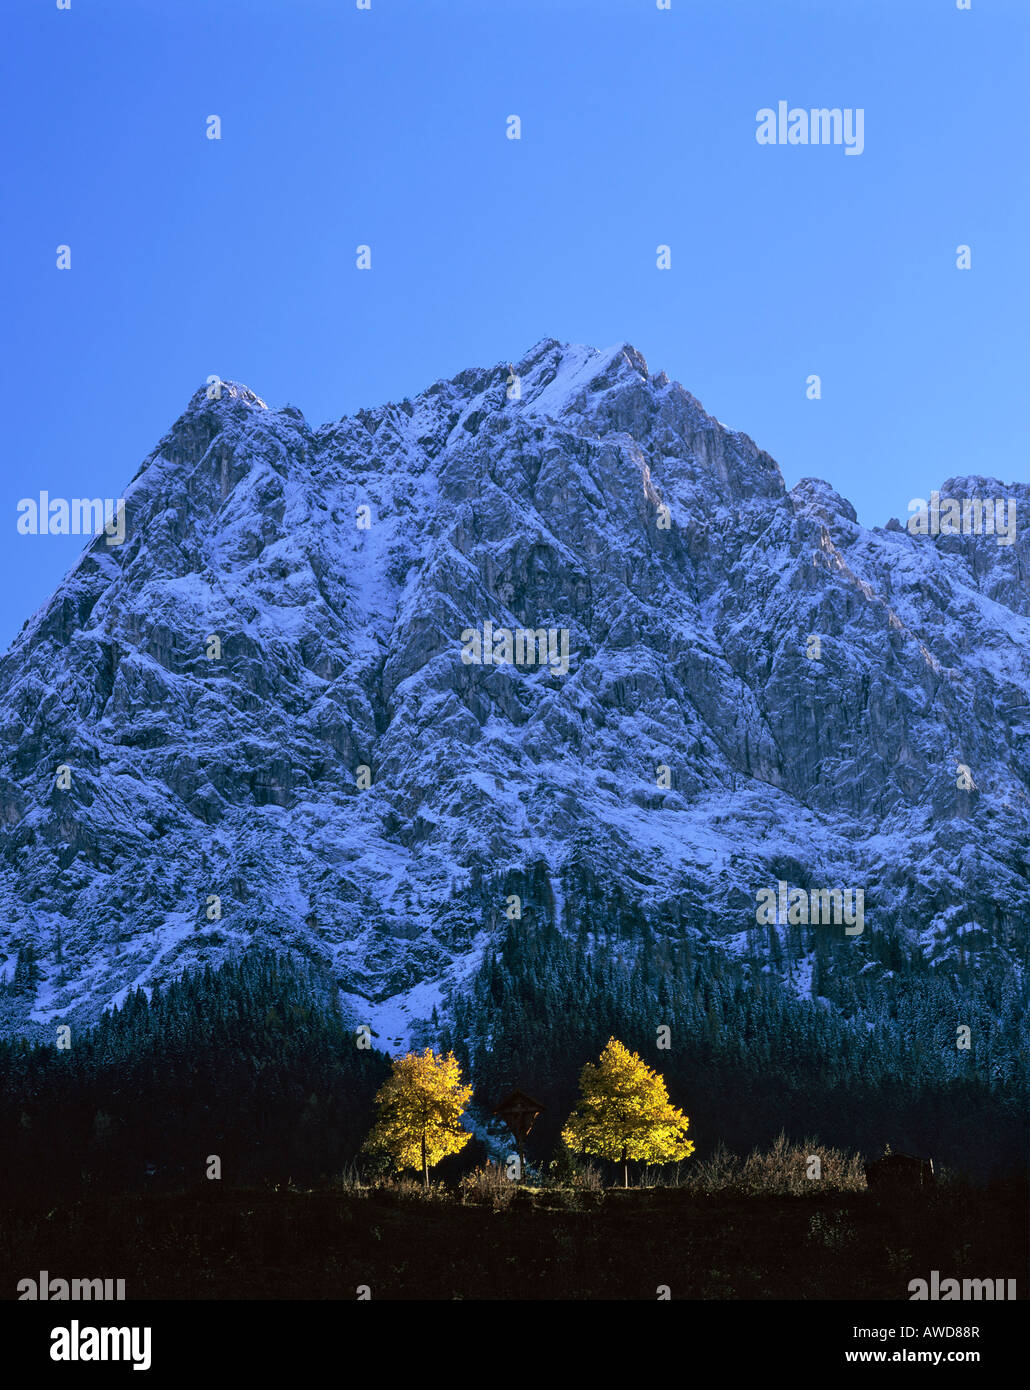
[0,340,1026,1040]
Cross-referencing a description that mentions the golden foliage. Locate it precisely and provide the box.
[363,1048,473,1180]
[561,1038,695,1178]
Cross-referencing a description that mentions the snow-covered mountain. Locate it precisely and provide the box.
[1,339,1027,1045]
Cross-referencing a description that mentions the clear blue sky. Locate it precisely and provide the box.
[2,0,1027,650]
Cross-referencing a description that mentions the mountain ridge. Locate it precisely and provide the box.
[0,339,1026,1047]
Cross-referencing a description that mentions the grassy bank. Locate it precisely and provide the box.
[2,1179,1024,1301]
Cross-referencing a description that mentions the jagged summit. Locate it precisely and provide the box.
[790,477,859,525]
[510,339,650,414]
[0,342,1026,1046]
[182,380,268,413]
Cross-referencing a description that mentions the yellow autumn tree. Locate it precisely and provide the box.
[561,1038,695,1188]
[363,1048,473,1187]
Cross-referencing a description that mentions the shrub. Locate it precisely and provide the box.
[680,1134,866,1195]
[458,1162,517,1208]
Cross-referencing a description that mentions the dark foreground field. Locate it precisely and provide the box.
[2,1182,1026,1300]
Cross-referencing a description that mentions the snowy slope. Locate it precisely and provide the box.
[0,341,1027,1042]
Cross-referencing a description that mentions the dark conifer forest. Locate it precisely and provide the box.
[0,953,391,1200]
[444,864,1029,1181]
[1,864,1026,1201]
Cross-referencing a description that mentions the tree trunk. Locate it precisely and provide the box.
[622,1145,629,1189]
[422,1133,428,1189]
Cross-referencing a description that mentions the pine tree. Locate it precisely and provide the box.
[13,943,41,996]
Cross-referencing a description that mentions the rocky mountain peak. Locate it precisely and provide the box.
[0,341,1026,1046]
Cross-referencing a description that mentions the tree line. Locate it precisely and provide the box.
[1,865,1026,1202]
[0,952,390,1200]
[441,864,1029,1179]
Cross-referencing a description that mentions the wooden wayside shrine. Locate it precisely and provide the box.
[492,1089,545,1180]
